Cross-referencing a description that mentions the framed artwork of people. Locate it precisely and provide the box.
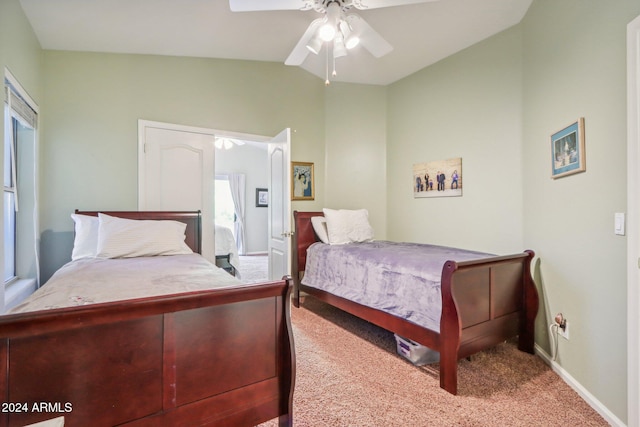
[413,157,462,198]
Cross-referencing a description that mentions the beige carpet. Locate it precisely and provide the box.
[261,296,607,426]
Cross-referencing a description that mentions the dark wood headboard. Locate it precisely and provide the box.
[292,211,323,277]
[74,210,202,254]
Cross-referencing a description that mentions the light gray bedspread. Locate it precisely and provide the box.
[301,241,494,332]
[9,254,242,314]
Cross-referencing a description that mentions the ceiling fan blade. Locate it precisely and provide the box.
[285,18,324,66]
[347,14,393,58]
[229,0,310,12]
[351,0,439,10]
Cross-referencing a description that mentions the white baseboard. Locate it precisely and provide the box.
[535,344,625,426]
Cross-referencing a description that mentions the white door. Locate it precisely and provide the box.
[138,120,216,262]
[267,128,291,280]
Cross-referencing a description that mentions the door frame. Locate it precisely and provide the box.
[138,120,291,269]
[627,14,640,427]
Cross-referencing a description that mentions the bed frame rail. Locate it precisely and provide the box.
[0,280,295,427]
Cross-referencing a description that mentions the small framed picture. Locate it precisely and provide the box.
[255,188,268,207]
[551,118,586,179]
[291,161,315,201]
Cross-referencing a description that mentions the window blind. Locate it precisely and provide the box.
[4,84,37,129]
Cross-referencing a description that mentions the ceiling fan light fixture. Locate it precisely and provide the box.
[344,14,362,49]
[217,139,233,150]
[319,2,341,41]
[306,35,323,54]
[333,33,347,58]
[215,137,244,150]
[318,22,336,41]
[240,0,403,84]
[345,34,360,49]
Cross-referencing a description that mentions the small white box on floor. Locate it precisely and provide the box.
[394,334,439,366]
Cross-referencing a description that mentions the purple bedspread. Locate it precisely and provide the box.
[301,241,494,332]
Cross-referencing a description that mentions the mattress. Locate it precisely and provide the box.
[301,241,494,332]
[9,253,242,314]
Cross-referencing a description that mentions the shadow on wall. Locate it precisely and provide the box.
[40,230,74,284]
[533,257,551,355]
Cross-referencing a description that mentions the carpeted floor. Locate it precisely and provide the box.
[260,296,607,426]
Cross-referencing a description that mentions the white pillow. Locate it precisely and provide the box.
[96,213,193,258]
[322,208,374,245]
[71,213,99,260]
[310,216,329,244]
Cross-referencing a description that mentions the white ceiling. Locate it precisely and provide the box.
[19,0,532,86]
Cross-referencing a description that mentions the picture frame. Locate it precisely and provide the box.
[551,117,586,179]
[413,157,462,198]
[255,188,268,207]
[291,161,315,201]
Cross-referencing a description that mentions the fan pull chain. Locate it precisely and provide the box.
[325,45,330,85]
[332,55,337,78]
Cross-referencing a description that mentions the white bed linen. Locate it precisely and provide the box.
[215,224,240,274]
[9,254,242,314]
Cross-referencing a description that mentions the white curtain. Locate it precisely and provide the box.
[228,173,246,255]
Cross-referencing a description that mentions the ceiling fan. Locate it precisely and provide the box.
[229,0,439,84]
[214,137,245,150]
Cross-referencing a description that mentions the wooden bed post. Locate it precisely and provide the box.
[440,260,462,395]
[518,250,538,354]
[292,211,324,308]
[279,277,295,427]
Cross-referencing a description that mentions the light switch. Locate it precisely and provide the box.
[615,212,625,236]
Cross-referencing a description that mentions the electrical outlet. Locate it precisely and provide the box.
[558,320,570,340]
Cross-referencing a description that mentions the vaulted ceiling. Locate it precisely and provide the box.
[19,0,532,85]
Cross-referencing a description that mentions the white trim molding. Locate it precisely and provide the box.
[535,345,625,427]
[628,13,640,427]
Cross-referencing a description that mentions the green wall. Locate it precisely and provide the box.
[387,25,525,254]
[324,82,388,237]
[522,0,639,421]
[0,0,42,93]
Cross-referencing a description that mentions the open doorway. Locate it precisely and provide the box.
[214,140,270,282]
[138,121,291,284]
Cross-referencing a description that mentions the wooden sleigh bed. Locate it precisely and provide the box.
[0,211,295,427]
[292,210,538,395]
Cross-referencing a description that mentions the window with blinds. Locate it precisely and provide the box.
[3,71,39,311]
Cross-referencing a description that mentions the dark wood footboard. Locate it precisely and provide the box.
[439,250,538,394]
[292,210,538,395]
[0,280,295,427]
